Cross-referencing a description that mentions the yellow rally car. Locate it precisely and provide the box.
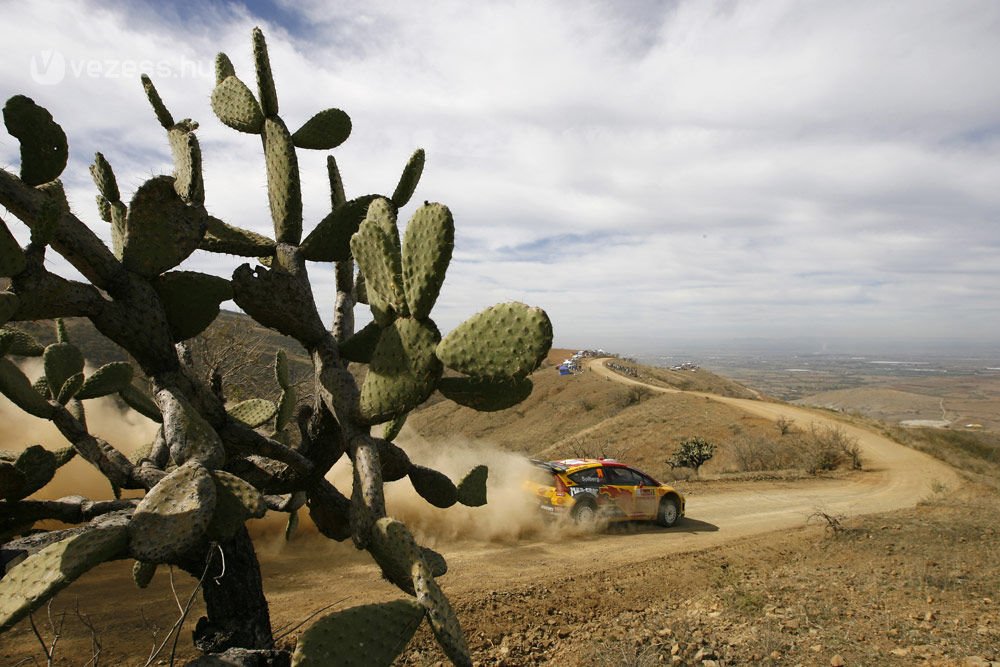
[525,458,685,527]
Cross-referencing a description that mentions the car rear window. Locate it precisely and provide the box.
[603,466,639,485]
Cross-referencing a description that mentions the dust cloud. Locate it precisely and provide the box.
[2,359,561,548]
[0,360,160,501]
[385,430,550,545]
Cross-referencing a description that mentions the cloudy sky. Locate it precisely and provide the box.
[2,0,998,353]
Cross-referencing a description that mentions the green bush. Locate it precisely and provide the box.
[668,437,716,474]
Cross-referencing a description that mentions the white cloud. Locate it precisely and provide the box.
[2,0,998,351]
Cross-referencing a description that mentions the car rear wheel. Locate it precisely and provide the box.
[571,501,597,526]
[657,497,679,527]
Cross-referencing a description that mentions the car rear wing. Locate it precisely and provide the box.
[529,459,567,474]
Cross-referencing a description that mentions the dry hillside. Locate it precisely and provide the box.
[407,350,780,480]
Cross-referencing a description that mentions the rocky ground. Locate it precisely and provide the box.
[399,486,999,666]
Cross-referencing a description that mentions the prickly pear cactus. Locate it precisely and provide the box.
[0,27,551,667]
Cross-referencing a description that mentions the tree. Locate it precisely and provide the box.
[0,28,552,666]
[668,437,716,475]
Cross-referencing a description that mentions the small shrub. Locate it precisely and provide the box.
[776,416,795,436]
[731,435,793,472]
[668,437,716,475]
[808,509,851,536]
[800,424,861,474]
[615,385,653,409]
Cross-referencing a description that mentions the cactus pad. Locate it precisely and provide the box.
[412,561,471,667]
[215,53,236,83]
[55,371,84,404]
[128,460,217,563]
[421,547,448,578]
[300,194,380,263]
[291,599,424,667]
[0,524,128,633]
[207,470,266,541]
[368,517,422,594]
[382,413,407,443]
[437,375,533,412]
[263,117,303,244]
[42,342,84,399]
[375,438,411,482]
[95,195,112,223]
[123,176,207,277]
[0,327,44,357]
[168,125,204,205]
[291,108,351,150]
[251,28,279,117]
[327,155,346,208]
[211,75,265,134]
[0,292,19,326]
[456,465,488,507]
[201,215,276,257]
[401,203,453,320]
[275,387,296,433]
[274,349,290,389]
[338,321,381,364]
[436,302,552,380]
[132,560,157,589]
[89,152,120,202]
[227,398,277,428]
[2,95,68,186]
[351,202,407,318]
[408,465,457,509]
[0,358,55,418]
[140,74,174,130]
[76,362,134,400]
[119,383,162,423]
[0,445,57,501]
[158,391,225,468]
[390,148,425,209]
[284,508,299,541]
[359,319,442,424]
[31,375,50,399]
[153,271,234,342]
[1,217,27,277]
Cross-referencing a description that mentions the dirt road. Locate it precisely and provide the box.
[262,359,960,618]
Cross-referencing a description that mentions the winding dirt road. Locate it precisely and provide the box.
[261,359,961,617]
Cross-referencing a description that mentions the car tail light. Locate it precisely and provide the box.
[554,475,568,497]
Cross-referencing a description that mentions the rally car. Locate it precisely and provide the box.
[525,458,685,527]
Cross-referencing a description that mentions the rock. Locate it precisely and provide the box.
[830,655,845,666]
